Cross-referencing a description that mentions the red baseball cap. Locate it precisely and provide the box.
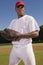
[15,1,24,7]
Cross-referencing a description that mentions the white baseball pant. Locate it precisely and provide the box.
[9,43,36,65]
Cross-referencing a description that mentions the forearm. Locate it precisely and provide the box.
[17,31,39,39]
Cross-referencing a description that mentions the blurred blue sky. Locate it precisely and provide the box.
[0,0,43,30]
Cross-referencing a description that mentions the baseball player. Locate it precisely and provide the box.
[0,1,40,65]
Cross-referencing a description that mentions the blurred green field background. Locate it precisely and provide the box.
[0,43,43,65]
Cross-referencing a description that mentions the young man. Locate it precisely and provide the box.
[0,1,40,65]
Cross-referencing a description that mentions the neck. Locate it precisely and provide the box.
[18,15,24,18]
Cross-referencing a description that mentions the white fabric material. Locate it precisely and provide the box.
[9,43,36,65]
[8,15,40,45]
[8,15,39,65]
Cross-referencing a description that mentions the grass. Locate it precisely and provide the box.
[33,43,43,46]
[0,43,43,65]
[35,50,43,65]
[0,53,9,65]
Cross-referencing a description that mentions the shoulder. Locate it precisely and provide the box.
[11,19,17,23]
[26,15,37,22]
[24,15,36,23]
[8,19,18,29]
[10,19,17,24]
[25,15,35,20]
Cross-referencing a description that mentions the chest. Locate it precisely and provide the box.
[12,18,29,34]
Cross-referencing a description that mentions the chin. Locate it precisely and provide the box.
[21,14,24,16]
[20,13,24,16]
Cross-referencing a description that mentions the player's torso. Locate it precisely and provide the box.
[12,15,30,34]
[11,15,32,44]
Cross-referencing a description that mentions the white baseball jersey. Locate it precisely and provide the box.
[8,15,40,45]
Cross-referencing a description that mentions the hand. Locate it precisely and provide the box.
[15,33,21,41]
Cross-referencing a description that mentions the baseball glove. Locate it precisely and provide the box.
[0,28,19,41]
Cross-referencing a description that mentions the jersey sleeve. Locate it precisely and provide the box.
[28,16,40,33]
[8,19,15,30]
